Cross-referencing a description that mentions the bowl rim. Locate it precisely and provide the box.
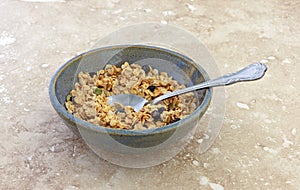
[49,44,212,136]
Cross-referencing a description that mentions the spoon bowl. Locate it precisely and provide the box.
[107,94,148,112]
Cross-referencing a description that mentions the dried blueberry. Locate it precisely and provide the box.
[151,110,160,121]
[142,65,150,74]
[172,118,181,123]
[158,107,166,114]
[147,85,156,92]
[89,72,97,77]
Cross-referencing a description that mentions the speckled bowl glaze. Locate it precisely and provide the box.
[49,45,212,162]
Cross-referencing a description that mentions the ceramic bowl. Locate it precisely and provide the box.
[49,45,212,167]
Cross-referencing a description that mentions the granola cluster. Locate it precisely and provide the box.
[65,62,197,130]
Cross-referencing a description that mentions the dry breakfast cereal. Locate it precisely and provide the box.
[65,62,197,130]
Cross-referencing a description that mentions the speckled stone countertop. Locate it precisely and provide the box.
[0,0,299,189]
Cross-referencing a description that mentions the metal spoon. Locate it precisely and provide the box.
[108,62,267,112]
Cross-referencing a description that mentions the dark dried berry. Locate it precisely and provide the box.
[151,110,160,121]
[142,65,150,74]
[172,118,181,123]
[158,107,166,113]
[147,85,156,92]
[89,72,97,77]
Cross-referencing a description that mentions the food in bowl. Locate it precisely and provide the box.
[65,62,197,130]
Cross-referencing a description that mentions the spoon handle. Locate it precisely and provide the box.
[152,63,267,104]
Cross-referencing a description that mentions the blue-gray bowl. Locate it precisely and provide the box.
[49,45,212,166]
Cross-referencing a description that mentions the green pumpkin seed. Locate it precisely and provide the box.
[93,88,102,95]
[66,94,72,101]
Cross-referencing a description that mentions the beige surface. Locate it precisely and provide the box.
[1,0,299,189]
